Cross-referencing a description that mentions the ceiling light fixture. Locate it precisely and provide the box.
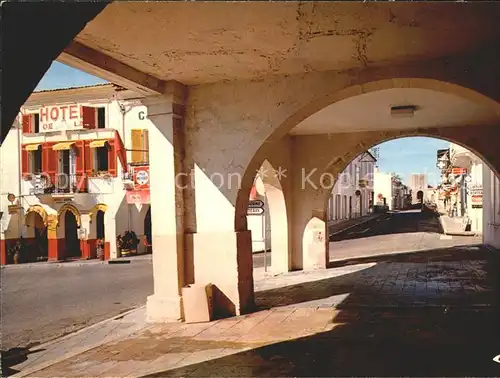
[390,105,419,118]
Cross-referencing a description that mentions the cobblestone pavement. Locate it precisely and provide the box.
[25,245,500,377]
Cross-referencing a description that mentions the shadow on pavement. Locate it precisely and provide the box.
[1,343,45,377]
[330,210,444,242]
[142,246,500,377]
[327,243,484,269]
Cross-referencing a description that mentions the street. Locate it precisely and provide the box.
[2,210,482,352]
[1,259,153,350]
[329,210,481,261]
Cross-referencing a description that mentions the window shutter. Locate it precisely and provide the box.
[81,106,97,129]
[41,143,50,185]
[142,129,149,163]
[84,140,93,176]
[46,143,58,185]
[21,146,29,175]
[74,140,87,192]
[131,129,142,163]
[107,139,117,176]
[22,114,33,134]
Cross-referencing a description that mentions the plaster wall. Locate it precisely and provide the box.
[483,164,500,248]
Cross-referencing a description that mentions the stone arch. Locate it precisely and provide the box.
[235,77,500,232]
[24,205,48,227]
[89,203,109,221]
[57,204,81,227]
[318,131,500,212]
[258,159,290,273]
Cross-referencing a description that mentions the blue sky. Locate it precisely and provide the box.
[35,61,107,91]
[373,137,449,186]
[36,63,448,186]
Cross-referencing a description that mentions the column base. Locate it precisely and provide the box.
[190,230,255,317]
[146,293,183,323]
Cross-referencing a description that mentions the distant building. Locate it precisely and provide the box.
[328,151,376,222]
[409,173,427,204]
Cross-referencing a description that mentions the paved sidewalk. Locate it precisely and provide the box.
[9,245,498,377]
[1,253,152,269]
[328,213,383,237]
[439,214,476,236]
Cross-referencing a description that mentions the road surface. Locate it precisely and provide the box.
[329,209,481,260]
[2,259,154,350]
[3,211,481,351]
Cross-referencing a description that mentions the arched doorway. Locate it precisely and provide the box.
[64,211,80,259]
[33,214,48,261]
[144,206,152,252]
[355,190,362,217]
[96,210,105,241]
[417,190,424,203]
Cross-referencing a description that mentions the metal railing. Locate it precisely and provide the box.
[27,173,89,194]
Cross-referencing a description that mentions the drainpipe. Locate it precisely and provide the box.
[17,117,22,238]
[117,100,132,231]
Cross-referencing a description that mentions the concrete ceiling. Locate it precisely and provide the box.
[70,2,500,85]
[289,88,500,135]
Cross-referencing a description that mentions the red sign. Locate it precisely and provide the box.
[133,166,150,190]
[126,189,150,204]
[471,195,482,204]
[451,167,467,175]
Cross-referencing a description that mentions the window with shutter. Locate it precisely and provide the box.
[46,143,58,186]
[97,107,106,129]
[22,114,33,134]
[34,113,40,133]
[74,141,87,192]
[81,106,97,129]
[84,141,93,176]
[142,129,149,163]
[131,129,142,163]
[107,139,117,176]
[21,148,29,176]
[33,148,42,173]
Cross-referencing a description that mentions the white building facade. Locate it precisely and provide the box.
[327,151,376,222]
[373,169,394,210]
[449,143,484,233]
[0,84,153,264]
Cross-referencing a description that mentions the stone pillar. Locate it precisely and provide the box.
[483,164,500,248]
[47,217,63,261]
[106,215,117,260]
[144,82,187,322]
[79,213,92,259]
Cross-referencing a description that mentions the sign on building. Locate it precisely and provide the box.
[39,105,97,132]
[133,166,150,190]
[451,167,467,175]
[126,189,150,204]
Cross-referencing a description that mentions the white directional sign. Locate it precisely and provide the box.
[248,200,264,208]
[247,207,264,215]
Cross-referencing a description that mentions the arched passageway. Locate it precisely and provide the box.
[25,211,49,262]
[144,206,152,252]
[237,78,500,282]
[249,160,290,274]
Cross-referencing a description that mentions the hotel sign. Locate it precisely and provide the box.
[39,105,96,132]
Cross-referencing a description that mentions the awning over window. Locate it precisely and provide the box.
[89,140,109,148]
[24,143,41,151]
[52,142,75,151]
